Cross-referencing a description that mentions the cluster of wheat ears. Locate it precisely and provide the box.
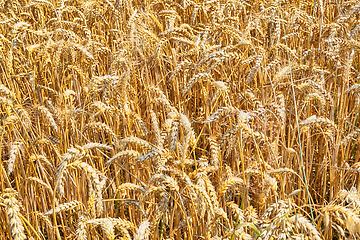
[1,0,360,239]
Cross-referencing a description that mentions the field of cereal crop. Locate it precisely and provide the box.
[0,0,360,239]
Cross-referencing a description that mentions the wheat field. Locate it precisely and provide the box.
[0,0,360,239]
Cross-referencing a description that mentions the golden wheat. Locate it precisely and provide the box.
[1,0,360,239]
